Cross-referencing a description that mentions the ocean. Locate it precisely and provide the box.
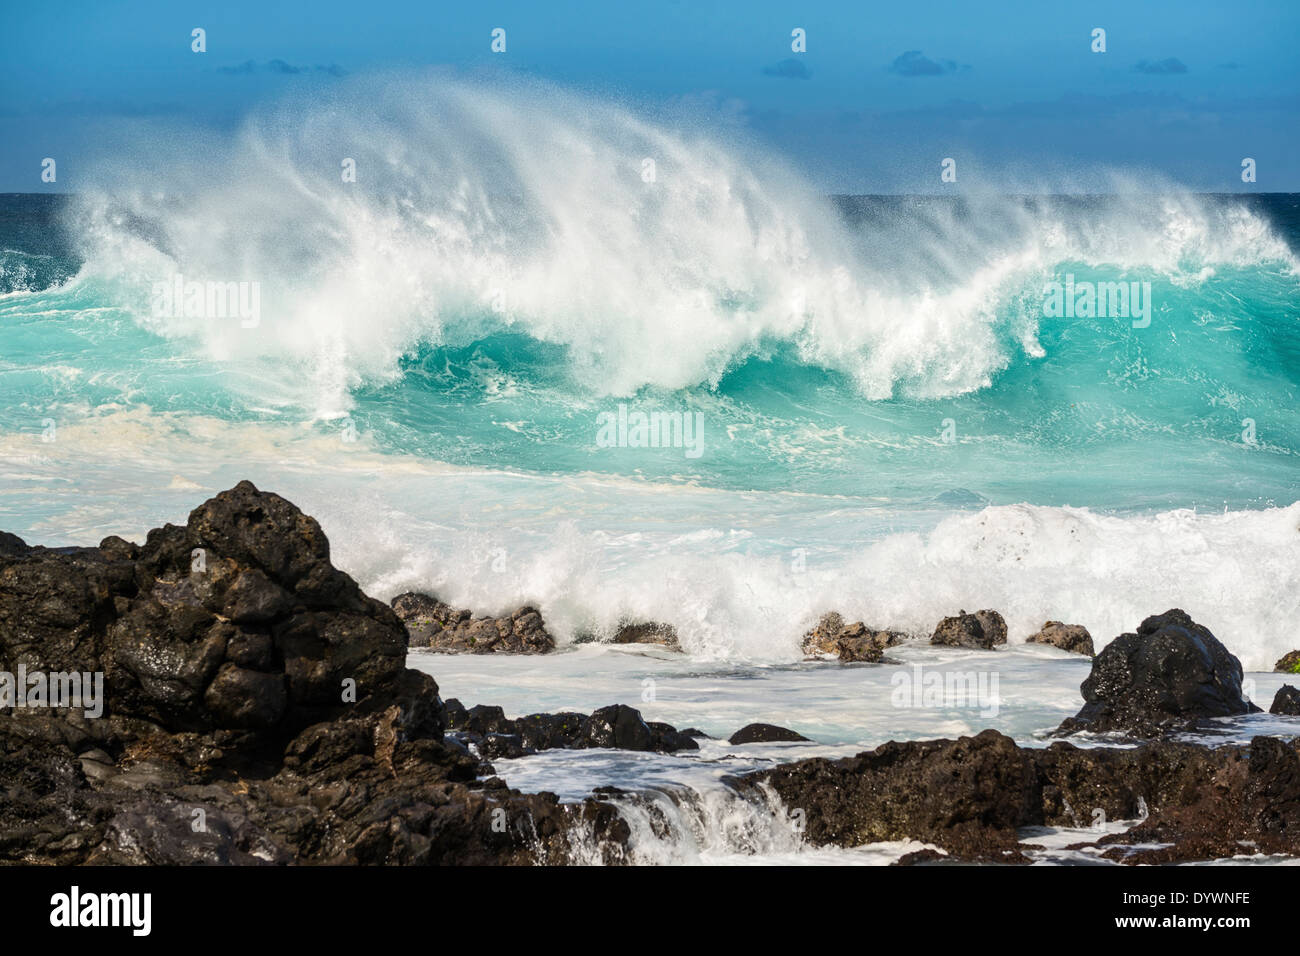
[2,80,1298,863]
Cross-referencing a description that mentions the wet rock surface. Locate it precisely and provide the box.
[442,699,699,755]
[0,483,624,864]
[1055,609,1258,738]
[736,729,1300,864]
[1271,685,1300,716]
[801,612,907,663]
[391,592,555,655]
[1025,621,1094,656]
[929,609,1006,650]
[728,723,810,744]
[610,621,679,648]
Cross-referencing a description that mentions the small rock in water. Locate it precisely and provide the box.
[929,609,1006,650]
[1025,620,1094,656]
[611,620,679,648]
[390,591,555,654]
[802,611,906,663]
[728,723,810,744]
[440,698,699,754]
[1270,685,1300,716]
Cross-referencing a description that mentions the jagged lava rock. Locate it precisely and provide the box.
[611,620,679,648]
[802,612,906,663]
[1055,609,1259,738]
[391,591,555,654]
[733,729,1300,864]
[1,479,418,735]
[1025,621,1095,656]
[929,609,1007,650]
[441,699,698,754]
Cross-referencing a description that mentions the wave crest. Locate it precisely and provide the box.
[67,73,1298,414]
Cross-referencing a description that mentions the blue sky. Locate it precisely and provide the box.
[3,0,1298,192]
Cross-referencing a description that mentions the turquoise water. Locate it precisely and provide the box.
[4,197,1298,510]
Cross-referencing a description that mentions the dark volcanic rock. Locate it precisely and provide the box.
[441,698,698,755]
[1082,735,1300,864]
[728,723,810,745]
[584,704,654,750]
[735,729,1033,861]
[611,621,679,648]
[735,729,1300,864]
[390,592,555,654]
[973,610,1008,646]
[204,663,287,729]
[1271,685,1300,716]
[802,612,906,663]
[1055,609,1258,738]
[2,480,409,735]
[514,712,589,750]
[0,483,630,864]
[647,721,700,752]
[930,610,1006,650]
[1275,651,1300,674]
[1025,620,1094,656]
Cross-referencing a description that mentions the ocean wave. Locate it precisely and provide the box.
[52,73,1298,416]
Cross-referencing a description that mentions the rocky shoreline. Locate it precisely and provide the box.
[2,482,1298,865]
[736,731,1300,864]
